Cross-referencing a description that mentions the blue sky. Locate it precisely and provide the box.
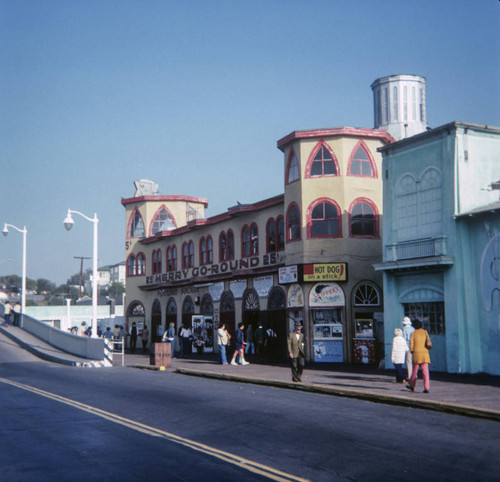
[1,0,499,285]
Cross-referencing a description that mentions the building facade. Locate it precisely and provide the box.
[122,127,393,364]
[375,122,500,375]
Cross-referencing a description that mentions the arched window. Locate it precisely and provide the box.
[350,199,378,237]
[207,236,213,264]
[250,223,258,255]
[136,253,146,275]
[348,141,376,177]
[127,254,136,276]
[353,283,381,306]
[267,217,285,252]
[242,225,250,257]
[306,142,339,178]
[182,242,189,268]
[200,237,207,265]
[277,216,284,250]
[152,250,157,273]
[219,231,234,261]
[198,237,212,265]
[151,206,175,235]
[396,168,442,241]
[219,232,227,261]
[167,245,177,271]
[287,204,301,242]
[152,250,160,274]
[188,241,194,267]
[227,230,234,259]
[267,218,277,252]
[309,200,341,238]
[129,209,145,238]
[286,150,299,184]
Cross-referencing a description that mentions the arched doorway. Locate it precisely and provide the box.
[267,286,287,361]
[220,291,235,344]
[200,294,214,351]
[126,300,145,352]
[352,281,382,365]
[151,298,162,343]
[165,297,177,332]
[242,289,259,358]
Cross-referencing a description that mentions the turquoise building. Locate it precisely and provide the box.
[375,122,500,375]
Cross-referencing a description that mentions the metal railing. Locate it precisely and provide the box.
[385,236,448,262]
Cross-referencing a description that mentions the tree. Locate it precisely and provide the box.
[107,282,125,298]
[36,278,56,294]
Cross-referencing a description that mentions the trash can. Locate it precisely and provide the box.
[150,342,171,368]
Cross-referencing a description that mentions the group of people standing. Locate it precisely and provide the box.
[216,322,281,366]
[2,301,21,327]
[391,316,432,393]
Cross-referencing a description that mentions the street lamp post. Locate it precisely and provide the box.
[2,223,27,327]
[64,210,99,338]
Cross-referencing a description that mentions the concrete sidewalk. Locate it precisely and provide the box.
[2,324,499,421]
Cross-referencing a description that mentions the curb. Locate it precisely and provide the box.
[174,368,500,422]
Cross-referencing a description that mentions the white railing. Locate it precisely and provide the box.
[20,313,105,360]
[385,236,447,262]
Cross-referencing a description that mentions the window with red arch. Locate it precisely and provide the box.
[348,141,377,177]
[219,230,234,261]
[266,216,285,252]
[349,199,379,237]
[167,245,177,271]
[306,141,339,178]
[308,199,341,238]
[287,204,301,242]
[150,205,176,235]
[152,249,162,274]
[286,150,300,184]
[128,209,145,238]
[182,241,194,268]
[127,252,146,276]
[241,225,250,257]
[200,236,214,265]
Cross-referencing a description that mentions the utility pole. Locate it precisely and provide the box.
[74,256,91,298]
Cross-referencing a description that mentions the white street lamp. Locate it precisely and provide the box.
[2,223,27,326]
[63,209,99,338]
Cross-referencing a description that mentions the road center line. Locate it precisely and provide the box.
[0,377,309,482]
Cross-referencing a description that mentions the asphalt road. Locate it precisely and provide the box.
[1,332,499,481]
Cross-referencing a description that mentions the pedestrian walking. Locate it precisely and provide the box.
[287,322,305,382]
[406,320,432,393]
[4,302,12,326]
[254,323,266,355]
[391,328,408,383]
[141,324,149,354]
[217,323,230,365]
[230,322,249,365]
[162,322,176,358]
[402,316,415,381]
[12,302,21,326]
[245,323,255,355]
[129,322,138,353]
[179,324,193,357]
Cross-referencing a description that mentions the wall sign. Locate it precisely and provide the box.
[303,263,347,282]
[287,284,304,308]
[254,276,274,297]
[230,279,247,299]
[309,283,345,307]
[279,265,298,284]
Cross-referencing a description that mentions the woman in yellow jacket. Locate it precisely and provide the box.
[406,319,432,393]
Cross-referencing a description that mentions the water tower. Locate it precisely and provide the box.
[371,74,427,141]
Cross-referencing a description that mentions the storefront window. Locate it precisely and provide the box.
[404,302,445,335]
